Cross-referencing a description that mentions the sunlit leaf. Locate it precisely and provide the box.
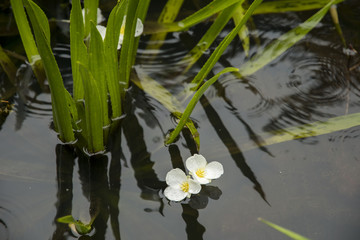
[10,0,45,82]
[232,1,250,56]
[70,0,87,101]
[190,0,263,90]
[253,0,343,15]
[104,1,126,118]
[173,112,200,151]
[78,63,104,153]
[57,215,76,224]
[145,0,242,33]
[24,0,75,142]
[238,0,338,77]
[166,67,239,144]
[89,21,109,126]
[258,218,310,240]
[147,0,184,51]
[183,1,242,72]
[83,0,99,37]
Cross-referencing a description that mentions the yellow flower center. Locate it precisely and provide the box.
[196,168,205,178]
[180,182,189,192]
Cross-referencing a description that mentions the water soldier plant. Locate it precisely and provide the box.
[10,0,148,153]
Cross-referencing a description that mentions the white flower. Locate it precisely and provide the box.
[164,168,201,201]
[82,8,105,24]
[96,16,143,49]
[186,154,224,184]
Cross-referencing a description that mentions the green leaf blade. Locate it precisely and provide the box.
[78,63,104,153]
[166,67,239,144]
[259,218,310,240]
[104,1,126,118]
[238,0,338,77]
[24,0,75,142]
[89,21,109,126]
[70,0,87,101]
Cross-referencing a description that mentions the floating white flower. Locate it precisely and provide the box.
[164,168,201,201]
[186,154,224,184]
[96,16,143,49]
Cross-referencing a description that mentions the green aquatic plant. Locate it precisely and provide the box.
[9,0,348,155]
[11,0,146,153]
[57,215,95,236]
[258,218,310,240]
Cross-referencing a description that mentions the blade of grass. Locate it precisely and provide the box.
[119,0,150,94]
[146,0,184,51]
[70,0,87,101]
[238,0,337,77]
[330,4,346,47]
[253,0,343,15]
[24,0,75,142]
[84,0,99,37]
[89,21,109,127]
[145,0,243,34]
[258,218,310,240]
[190,0,263,90]
[119,0,138,94]
[10,0,45,83]
[104,1,126,118]
[232,1,250,57]
[78,62,104,153]
[166,67,239,144]
[183,1,243,72]
[130,0,150,59]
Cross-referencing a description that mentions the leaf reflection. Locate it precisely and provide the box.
[200,96,269,205]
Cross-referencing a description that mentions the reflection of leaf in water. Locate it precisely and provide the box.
[200,96,269,205]
[241,112,360,152]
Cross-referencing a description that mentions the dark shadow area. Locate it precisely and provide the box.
[200,96,269,205]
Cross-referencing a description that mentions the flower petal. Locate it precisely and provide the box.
[192,174,211,185]
[135,18,143,37]
[164,186,187,201]
[165,168,187,188]
[96,25,106,40]
[186,154,207,173]
[205,161,224,180]
[187,179,202,194]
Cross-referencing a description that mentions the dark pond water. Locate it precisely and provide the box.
[1,0,360,239]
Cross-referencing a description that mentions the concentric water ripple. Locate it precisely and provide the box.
[0,196,28,240]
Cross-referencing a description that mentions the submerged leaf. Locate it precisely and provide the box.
[57,215,76,224]
[238,0,338,77]
[242,113,360,152]
[258,218,310,240]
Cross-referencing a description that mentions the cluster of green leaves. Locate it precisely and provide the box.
[10,0,149,153]
[9,0,352,155]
